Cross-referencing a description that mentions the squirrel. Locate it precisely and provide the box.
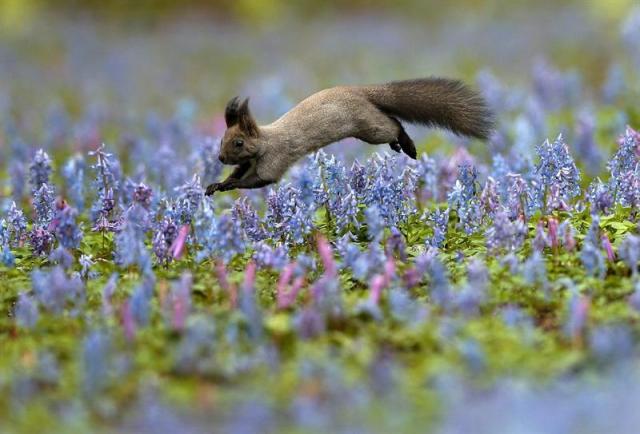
[205,77,493,195]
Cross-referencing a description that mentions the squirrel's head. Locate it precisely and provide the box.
[219,97,260,165]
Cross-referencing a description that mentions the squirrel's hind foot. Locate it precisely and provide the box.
[398,130,417,159]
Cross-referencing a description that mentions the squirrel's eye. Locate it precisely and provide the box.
[233,139,244,148]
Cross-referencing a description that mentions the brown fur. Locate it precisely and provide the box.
[206,78,493,194]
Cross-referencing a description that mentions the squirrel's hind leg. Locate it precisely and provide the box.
[388,139,402,153]
[388,117,417,159]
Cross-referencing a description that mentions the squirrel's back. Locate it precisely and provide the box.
[362,78,493,139]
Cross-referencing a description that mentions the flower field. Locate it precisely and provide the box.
[2,3,640,433]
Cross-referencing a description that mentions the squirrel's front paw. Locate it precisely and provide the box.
[205,183,223,196]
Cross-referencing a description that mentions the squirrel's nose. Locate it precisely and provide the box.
[218,155,226,164]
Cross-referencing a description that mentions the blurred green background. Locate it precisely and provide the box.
[0,0,636,125]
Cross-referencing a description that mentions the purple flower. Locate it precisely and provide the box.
[533,220,549,252]
[534,135,581,211]
[565,294,590,343]
[153,217,178,266]
[15,293,39,329]
[199,213,245,264]
[253,241,289,270]
[32,266,84,314]
[50,203,83,250]
[315,152,358,230]
[173,174,204,224]
[29,149,52,191]
[455,259,488,316]
[114,219,151,272]
[388,288,428,326]
[266,183,314,245]
[62,155,86,212]
[486,209,527,254]
[619,234,640,276]
[427,208,450,248]
[166,273,192,332]
[581,240,606,279]
[385,227,407,261]
[9,159,26,202]
[132,182,153,208]
[480,177,500,216]
[170,224,190,260]
[277,262,305,310]
[362,153,417,228]
[121,300,136,342]
[531,58,581,110]
[48,246,74,269]
[6,202,27,246]
[615,165,640,208]
[1,242,14,267]
[130,280,153,327]
[427,255,451,308]
[586,179,614,214]
[349,159,370,196]
[413,154,438,203]
[521,251,547,289]
[364,204,384,242]
[448,165,482,234]
[607,127,639,198]
[82,330,111,395]
[293,307,326,340]
[601,234,615,261]
[232,197,267,242]
[199,136,223,187]
[573,111,602,175]
[238,261,262,340]
[101,273,118,317]
[32,183,56,226]
[28,226,55,256]
[602,63,626,104]
[89,144,122,224]
[558,221,576,251]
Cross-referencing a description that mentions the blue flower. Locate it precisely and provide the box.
[266,183,314,245]
[28,226,55,257]
[6,202,27,246]
[82,330,111,395]
[253,242,289,270]
[29,149,52,192]
[32,266,84,314]
[173,174,204,224]
[232,197,267,242]
[15,293,39,329]
[32,183,56,226]
[51,204,83,250]
[364,204,384,242]
[62,155,86,212]
[534,134,581,210]
[426,208,450,248]
[618,234,640,276]
[448,165,482,234]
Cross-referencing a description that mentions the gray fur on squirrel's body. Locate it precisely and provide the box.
[206,78,493,195]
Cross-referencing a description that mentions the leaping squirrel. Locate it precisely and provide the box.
[205,77,493,195]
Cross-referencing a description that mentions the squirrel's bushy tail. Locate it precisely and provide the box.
[365,78,494,140]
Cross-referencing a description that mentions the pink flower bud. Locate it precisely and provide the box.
[317,235,337,277]
[170,224,190,259]
[121,300,136,342]
[601,234,615,261]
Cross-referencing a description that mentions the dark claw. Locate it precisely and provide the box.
[389,140,402,153]
[205,183,222,196]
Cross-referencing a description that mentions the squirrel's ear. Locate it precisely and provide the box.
[238,98,259,137]
[225,96,241,127]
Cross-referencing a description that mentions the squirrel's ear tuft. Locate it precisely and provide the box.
[225,96,241,127]
[238,98,259,137]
